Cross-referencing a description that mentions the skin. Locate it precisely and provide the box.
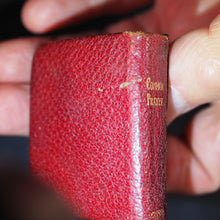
[0,0,220,195]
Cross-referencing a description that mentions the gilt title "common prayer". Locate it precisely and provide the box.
[146,77,164,106]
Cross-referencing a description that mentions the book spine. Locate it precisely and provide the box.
[127,33,168,219]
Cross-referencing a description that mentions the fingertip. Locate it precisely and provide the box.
[21,1,60,34]
[0,85,30,136]
[21,1,45,34]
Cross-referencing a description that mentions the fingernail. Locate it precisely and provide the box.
[210,14,220,35]
[197,0,220,16]
[89,0,110,7]
[168,86,190,123]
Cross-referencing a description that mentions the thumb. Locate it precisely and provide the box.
[167,14,220,124]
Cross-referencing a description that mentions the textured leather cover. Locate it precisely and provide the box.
[30,32,169,220]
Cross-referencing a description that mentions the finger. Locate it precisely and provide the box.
[106,0,220,41]
[21,0,152,33]
[106,9,160,34]
[107,0,220,41]
[155,0,220,41]
[0,85,29,136]
[0,38,48,83]
[167,101,220,194]
[167,14,220,124]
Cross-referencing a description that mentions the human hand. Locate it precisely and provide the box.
[1,0,220,195]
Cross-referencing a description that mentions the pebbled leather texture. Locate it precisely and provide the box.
[30,33,169,220]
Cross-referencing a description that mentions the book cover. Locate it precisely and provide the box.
[30,32,169,219]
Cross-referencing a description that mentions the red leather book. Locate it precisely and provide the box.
[30,32,169,220]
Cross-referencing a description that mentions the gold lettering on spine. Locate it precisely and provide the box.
[150,209,165,218]
[146,77,164,106]
[147,93,163,106]
[146,77,164,91]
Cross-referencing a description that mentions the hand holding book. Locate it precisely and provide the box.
[0,0,220,200]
